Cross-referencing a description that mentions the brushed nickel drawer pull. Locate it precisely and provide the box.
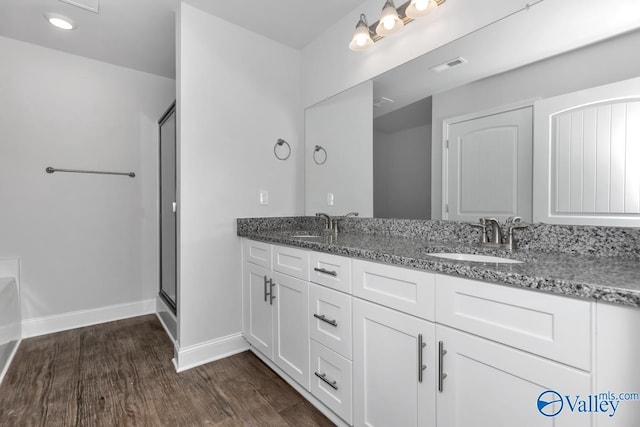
[269,280,276,305]
[313,313,338,327]
[263,275,269,302]
[314,267,338,277]
[438,340,448,392]
[314,372,338,390]
[418,333,427,383]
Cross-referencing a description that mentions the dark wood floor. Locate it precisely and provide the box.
[0,315,334,426]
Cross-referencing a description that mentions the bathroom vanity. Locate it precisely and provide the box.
[238,217,640,427]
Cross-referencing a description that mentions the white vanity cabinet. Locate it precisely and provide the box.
[435,274,593,427]
[436,325,591,427]
[242,238,638,427]
[353,298,436,427]
[308,252,354,424]
[352,260,437,427]
[242,240,310,390]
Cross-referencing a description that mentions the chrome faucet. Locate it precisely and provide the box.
[332,211,359,233]
[315,213,333,232]
[471,216,527,251]
[484,218,503,245]
[504,216,528,250]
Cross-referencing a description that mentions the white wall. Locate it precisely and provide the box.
[431,29,640,218]
[301,0,530,108]
[374,125,431,219]
[0,36,175,323]
[178,4,303,350]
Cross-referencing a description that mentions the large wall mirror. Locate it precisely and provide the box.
[305,7,640,226]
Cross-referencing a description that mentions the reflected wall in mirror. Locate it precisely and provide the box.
[304,15,640,226]
[305,81,373,216]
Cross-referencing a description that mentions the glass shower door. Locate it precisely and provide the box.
[159,102,177,313]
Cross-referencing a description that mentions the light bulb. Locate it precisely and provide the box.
[375,0,404,36]
[405,0,438,19]
[382,17,395,30]
[415,0,429,11]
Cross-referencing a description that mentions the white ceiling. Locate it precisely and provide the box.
[0,0,178,79]
[0,0,366,79]
[184,0,365,49]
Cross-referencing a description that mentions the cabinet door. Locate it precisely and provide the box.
[243,262,273,359]
[273,272,310,390]
[353,298,435,427]
[437,325,592,427]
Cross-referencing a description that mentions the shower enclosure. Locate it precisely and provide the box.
[158,102,177,314]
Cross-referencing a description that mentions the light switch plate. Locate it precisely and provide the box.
[327,192,334,206]
[260,190,269,205]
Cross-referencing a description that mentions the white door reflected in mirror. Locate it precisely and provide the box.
[444,107,533,222]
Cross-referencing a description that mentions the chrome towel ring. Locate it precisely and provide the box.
[274,138,291,160]
[313,145,327,165]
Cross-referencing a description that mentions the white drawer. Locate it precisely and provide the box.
[435,274,593,371]
[272,245,309,281]
[242,239,271,269]
[310,339,353,425]
[309,251,352,293]
[352,259,435,321]
[309,284,352,359]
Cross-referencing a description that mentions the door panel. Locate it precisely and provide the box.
[273,272,310,389]
[446,107,533,221]
[353,298,436,427]
[437,325,591,427]
[244,263,273,358]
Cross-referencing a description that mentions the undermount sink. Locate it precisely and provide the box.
[426,253,524,264]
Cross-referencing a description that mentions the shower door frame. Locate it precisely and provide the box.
[158,101,177,314]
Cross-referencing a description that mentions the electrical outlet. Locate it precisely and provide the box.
[260,190,269,205]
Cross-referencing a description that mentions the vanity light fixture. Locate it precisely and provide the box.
[375,0,404,36]
[405,0,438,18]
[349,14,375,51]
[349,0,445,51]
[44,13,76,30]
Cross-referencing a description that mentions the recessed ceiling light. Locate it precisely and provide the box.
[44,13,76,30]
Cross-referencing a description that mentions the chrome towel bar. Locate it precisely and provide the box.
[46,166,135,178]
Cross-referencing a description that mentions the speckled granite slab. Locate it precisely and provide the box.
[237,217,640,307]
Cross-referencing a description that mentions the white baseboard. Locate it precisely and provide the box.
[21,299,156,338]
[174,333,249,372]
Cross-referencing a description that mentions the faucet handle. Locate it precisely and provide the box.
[470,222,488,244]
[507,216,522,224]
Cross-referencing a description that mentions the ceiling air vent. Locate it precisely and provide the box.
[430,57,468,73]
[373,96,394,108]
[59,0,99,14]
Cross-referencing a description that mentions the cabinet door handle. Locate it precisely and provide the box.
[438,340,448,392]
[314,267,337,277]
[313,313,338,327]
[263,275,269,302]
[418,333,427,383]
[269,280,276,305]
[314,372,338,390]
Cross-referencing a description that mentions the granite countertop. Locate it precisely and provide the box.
[239,230,640,308]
